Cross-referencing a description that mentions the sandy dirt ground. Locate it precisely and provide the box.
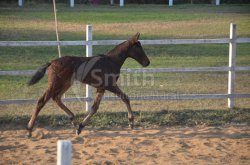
[0,125,250,165]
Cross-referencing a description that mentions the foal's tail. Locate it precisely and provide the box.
[27,62,51,86]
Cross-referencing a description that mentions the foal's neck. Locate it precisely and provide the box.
[107,41,130,68]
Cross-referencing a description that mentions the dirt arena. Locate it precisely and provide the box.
[0,125,249,165]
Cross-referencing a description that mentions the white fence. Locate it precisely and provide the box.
[17,0,221,7]
[0,24,250,110]
[57,140,72,165]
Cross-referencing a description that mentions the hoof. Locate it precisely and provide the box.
[76,124,85,135]
[26,127,32,138]
[129,123,134,129]
[129,117,134,129]
[26,130,32,138]
[76,129,81,135]
[26,133,32,138]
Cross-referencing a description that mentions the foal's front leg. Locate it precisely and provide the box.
[107,86,134,129]
[76,88,105,135]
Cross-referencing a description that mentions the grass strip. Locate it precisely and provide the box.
[0,108,249,129]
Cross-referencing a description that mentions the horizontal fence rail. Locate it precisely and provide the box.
[0,24,250,109]
[1,94,250,105]
[1,38,250,47]
[1,66,250,76]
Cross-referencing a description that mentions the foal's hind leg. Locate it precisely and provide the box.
[77,88,105,135]
[53,97,75,126]
[27,88,52,137]
[52,84,75,126]
[107,86,134,129]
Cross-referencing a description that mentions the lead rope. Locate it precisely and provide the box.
[53,0,61,57]
[53,0,65,99]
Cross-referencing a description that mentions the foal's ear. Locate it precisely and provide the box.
[135,32,140,40]
[129,32,140,45]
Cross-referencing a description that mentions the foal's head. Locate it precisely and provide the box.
[127,33,150,67]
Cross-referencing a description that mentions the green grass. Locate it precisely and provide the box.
[0,4,250,127]
[0,108,249,129]
[1,4,250,41]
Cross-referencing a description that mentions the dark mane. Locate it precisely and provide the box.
[107,41,130,56]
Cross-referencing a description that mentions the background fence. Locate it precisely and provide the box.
[0,24,250,110]
[16,0,222,7]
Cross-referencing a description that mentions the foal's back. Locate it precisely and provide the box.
[48,55,120,88]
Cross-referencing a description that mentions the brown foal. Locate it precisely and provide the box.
[27,33,150,137]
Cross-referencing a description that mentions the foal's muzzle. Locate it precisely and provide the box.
[142,60,150,67]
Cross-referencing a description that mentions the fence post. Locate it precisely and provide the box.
[86,25,93,112]
[110,0,114,5]
[18,0,23,7]
[228,23,236,109]
[216,0,220,6]
[69,0,74,7]
[57,140,72,165]
[120,0,124,7]
[169,0,173,6]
